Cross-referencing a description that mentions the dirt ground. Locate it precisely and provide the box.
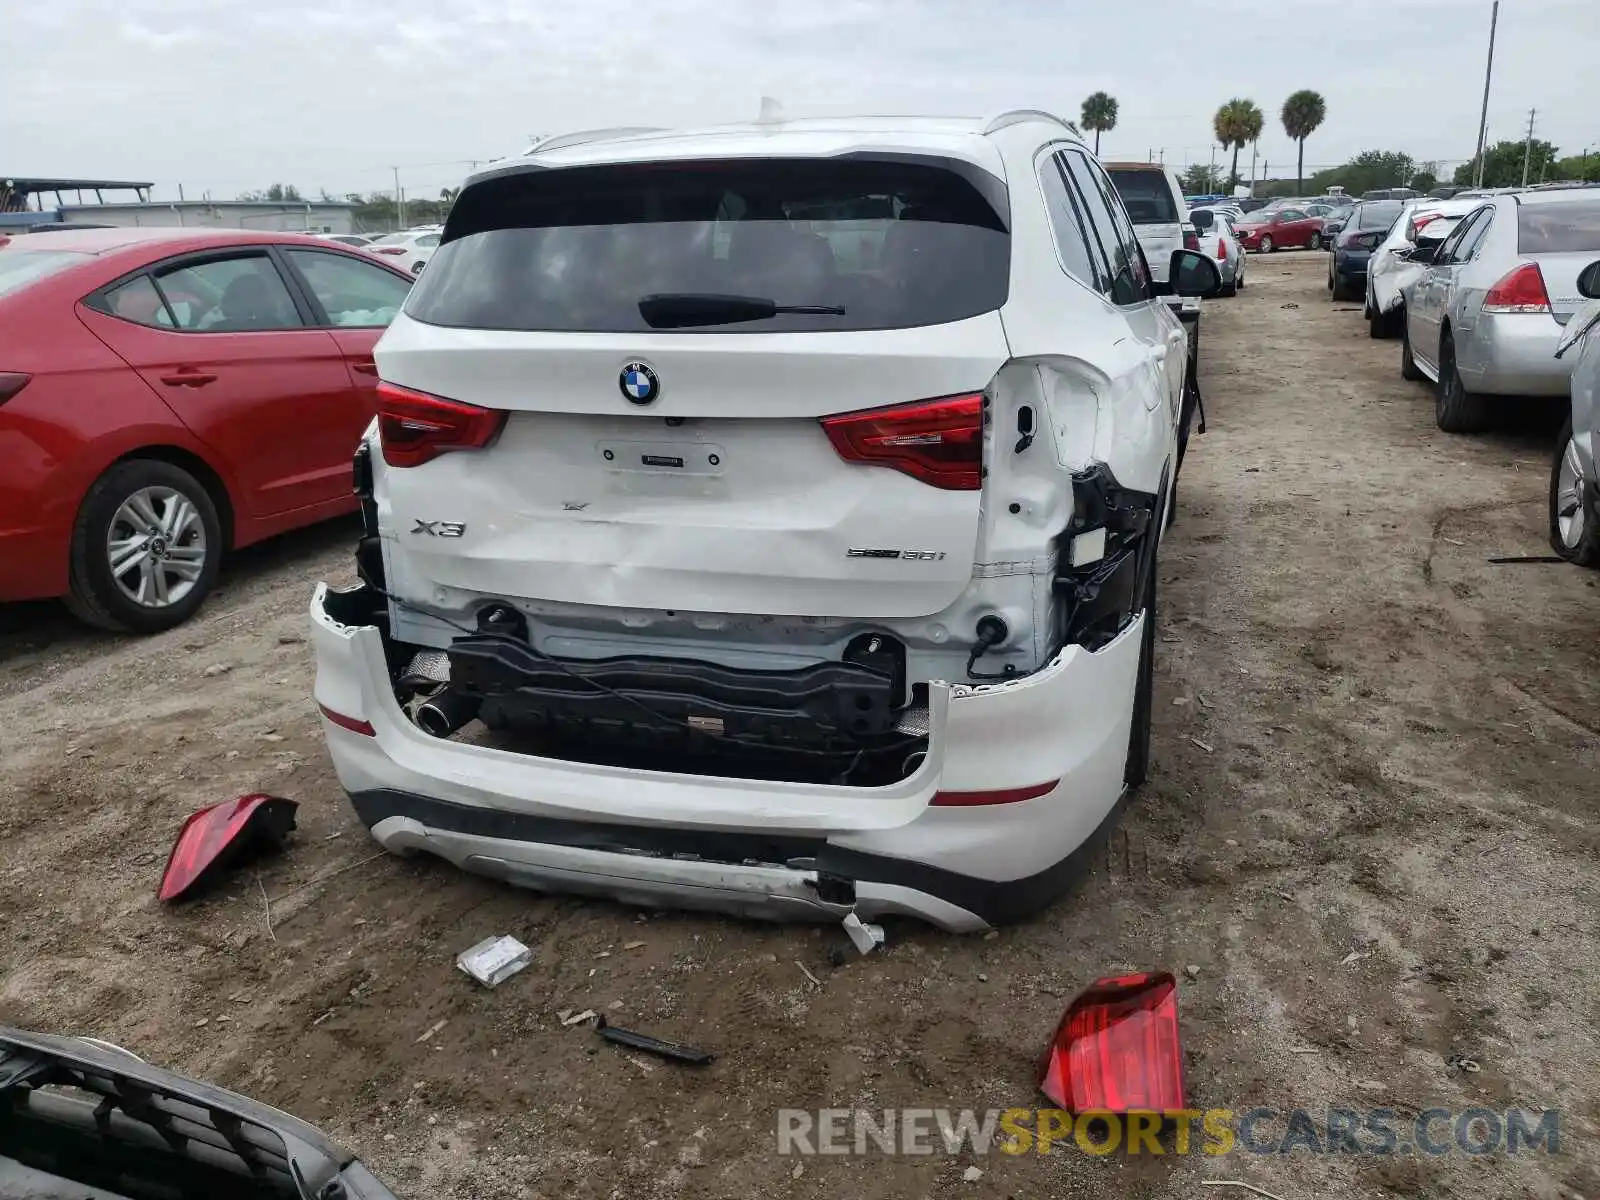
[3,251,1599,1200]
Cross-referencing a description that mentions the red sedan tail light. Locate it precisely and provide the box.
[821,393,984,490]
[1482,262,1551,314]
[0,372,30,407]
[1040,971,1185,1113]
[376,381,507,468]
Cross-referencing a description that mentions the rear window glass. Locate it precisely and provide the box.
[1106,170,1179,225]
[405,158,1010,333]
[0,249,89,298]
[1357,201,1404,230]
[1518,200,1600,254]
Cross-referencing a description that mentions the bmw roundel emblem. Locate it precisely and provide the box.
[620,361,660,405]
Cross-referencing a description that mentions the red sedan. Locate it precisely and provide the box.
[1233,207,1327,253]
[0,228,414,632]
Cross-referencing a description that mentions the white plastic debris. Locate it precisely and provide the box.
[456,935,532,987]
[842,913,886,955]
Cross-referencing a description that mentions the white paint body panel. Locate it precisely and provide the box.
[312,584,1142,930]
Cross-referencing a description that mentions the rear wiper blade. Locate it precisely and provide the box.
[638,293,846,329]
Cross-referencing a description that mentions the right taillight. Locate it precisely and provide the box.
[372,245,407,255]
[0,372,31,406]
[376,381,506,468]
[1482,262,1551,314]
[821,393,984,490]
[1039,972,1185,1114]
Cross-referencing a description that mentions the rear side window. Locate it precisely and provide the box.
[0,250,88,298]
[1106,169,1179,225]
[99,275,174,327]
[1518,200,1600,254]
[153,255,303,331]
[1038,155,1101,288]
[406,157,1010,333]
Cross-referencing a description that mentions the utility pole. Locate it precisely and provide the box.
[1473,0,1498,188]
[1521,108,1537,187]
[392,166,404,230]
[1249,141,1258,194]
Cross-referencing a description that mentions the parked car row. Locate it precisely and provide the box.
[1319,186,1600,570]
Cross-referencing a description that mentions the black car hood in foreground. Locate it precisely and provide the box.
[0,1027,397,1199]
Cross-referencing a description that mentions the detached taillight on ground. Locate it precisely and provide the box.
[376,381,507,468]
[0,372,30,407]
[1483,262,1552,314]
[158,794,298,902]
[821,393,984,490]
[1039,971,1185,1113]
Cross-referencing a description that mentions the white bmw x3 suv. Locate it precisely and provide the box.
[311,111,1220,932]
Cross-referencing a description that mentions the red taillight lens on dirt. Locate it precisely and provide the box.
[1039,971,1185,1113]
[158,794,299,902]
[930,781,1058,807]
[0,372,31,406]
[821,393,984,490]
[1482,262,1551,314]
[376,381,506,468]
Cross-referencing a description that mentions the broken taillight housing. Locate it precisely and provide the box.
[1039,971,1185,1113]
[157,794,298,902]
[821,393,984,490]
[376,381,507,468]
[1482,262,1551,314]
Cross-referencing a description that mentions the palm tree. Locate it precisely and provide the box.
[1213,98,1264,190]
[1280,90,1327,194]
[1080,92,1119,156]
[439,187,459,206]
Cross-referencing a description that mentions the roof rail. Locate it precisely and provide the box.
[982,109,1079,136]
[525,127,668,156]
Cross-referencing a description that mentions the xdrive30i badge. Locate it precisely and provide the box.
[847,548,946,561]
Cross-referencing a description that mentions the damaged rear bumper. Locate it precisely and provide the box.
[310,583,1142,931]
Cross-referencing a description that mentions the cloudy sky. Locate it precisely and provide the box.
[5,0,1598,201]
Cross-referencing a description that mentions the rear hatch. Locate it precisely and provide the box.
[1518,197,1600,325]
[1106,167,1183,282]
[378,154,1014,619]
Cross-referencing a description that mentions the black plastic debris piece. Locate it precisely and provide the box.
[594,1015,714,1066]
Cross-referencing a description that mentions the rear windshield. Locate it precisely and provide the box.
[406,157,1010,333]
[1518,200,1600,254]
[0,249,89,298]
[1106,170,1180,225]
[1356,200,1404,230]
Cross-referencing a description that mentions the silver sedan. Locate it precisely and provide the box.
[1401,188,1600,432]
[1188,208,1247,296]
[1550,259,1600,566]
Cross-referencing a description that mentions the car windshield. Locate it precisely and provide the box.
[1517,200,1600,254]
[1357,201,1405,230]
[0,249,90,298]
[407,157,1011,334]
[1106,170,1180,224]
